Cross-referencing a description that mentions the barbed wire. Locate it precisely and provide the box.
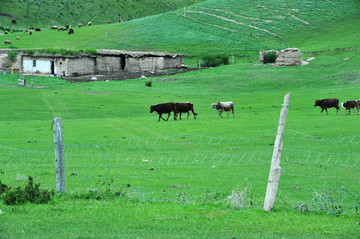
[1,130,359,212]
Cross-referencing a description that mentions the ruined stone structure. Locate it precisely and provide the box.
[1,49,184,76]
[274,48,302,66]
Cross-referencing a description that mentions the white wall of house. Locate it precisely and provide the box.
[23,58,55,74]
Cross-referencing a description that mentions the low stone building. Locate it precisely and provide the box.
[274,48,302,66]
[259,48,304,66]
[15,49,184,76]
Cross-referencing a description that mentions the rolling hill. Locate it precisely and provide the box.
[1,0,359,58]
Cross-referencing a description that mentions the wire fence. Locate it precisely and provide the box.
[1,129,359,213]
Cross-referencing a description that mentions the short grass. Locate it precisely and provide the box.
[0,0,204,27]
[1,0,359,59]
[1,49,360,238]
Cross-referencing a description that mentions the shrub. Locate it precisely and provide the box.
[145,80,152,87]
[263,51,277,64]
[201,54,230,67]
[1,176,54,205]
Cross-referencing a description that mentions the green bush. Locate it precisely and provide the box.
[263,51,277,64]
[201,54,230,67]
[1,176,54,205]
[145,80,152,87]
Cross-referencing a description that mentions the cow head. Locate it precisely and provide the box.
[150,105,155,113]
[341,102,345,108]
[211,102,218,110]
[314,100,320,107]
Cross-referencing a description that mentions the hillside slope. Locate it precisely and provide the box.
[1,0,359,58]
[0,0,204,27]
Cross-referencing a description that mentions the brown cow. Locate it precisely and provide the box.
[175,102,197,120]
[341,101,359,115]
[150,102,178,121]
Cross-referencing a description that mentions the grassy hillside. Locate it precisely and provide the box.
[0,0,204,27]
[1,0,359,58]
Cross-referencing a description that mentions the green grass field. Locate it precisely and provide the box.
[1,0,360,238]
[1,49,360,238]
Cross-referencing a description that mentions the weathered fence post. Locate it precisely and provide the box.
[53,117,66,193]
[264,93,291,212]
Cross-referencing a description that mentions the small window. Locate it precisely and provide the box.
[33,60,36,67]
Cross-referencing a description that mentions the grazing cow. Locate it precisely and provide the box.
[78,23,82,28]
[16,36,19,40]
[150,102,178,121]
[314,98,340,115]
[35,28,41,31]
[87,22,92,26]
[51,25,58,30]
[211,101,234,118]
[68,28,74,34]
[4,40,11,45]
[108,21,112,24]
[4,31,8,34]
[12,19,16,24]
[175,102,198,120]
[118,16,123,23]
[341,101,359,115]
[28,30,33,35]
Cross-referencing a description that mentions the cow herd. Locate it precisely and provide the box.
[314,98,360,115]
[150,98,359,121]
[150,101,234,121]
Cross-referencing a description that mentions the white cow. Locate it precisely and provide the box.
[211,101,234,118]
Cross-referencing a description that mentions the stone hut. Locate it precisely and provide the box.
[275,48,302,66]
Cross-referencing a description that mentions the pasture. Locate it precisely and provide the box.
[1,49,360,238]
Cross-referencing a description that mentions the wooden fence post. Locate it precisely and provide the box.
[53,117,66,193]
[264,93,291,212]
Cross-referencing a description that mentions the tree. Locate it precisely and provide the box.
[7,50,18,75]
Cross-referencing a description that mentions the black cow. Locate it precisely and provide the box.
[68,29,74,34]
[314,98,340,115]
[341,101,359,115]
[150,102,177,121]
[175,102,198,120]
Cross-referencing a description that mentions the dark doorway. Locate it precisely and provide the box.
[50,61,55,74]
[120,55,126,70]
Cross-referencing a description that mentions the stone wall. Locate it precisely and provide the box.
[259,50,279,64]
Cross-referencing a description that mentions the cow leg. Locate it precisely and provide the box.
[165,113,171,121]
[192,110,197,119]
[179,112,182,120]
[325,108,329,115]
[187,111,190,119]
[218,110,223,118]
[227,111,230,118]
[158,113,163,121]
